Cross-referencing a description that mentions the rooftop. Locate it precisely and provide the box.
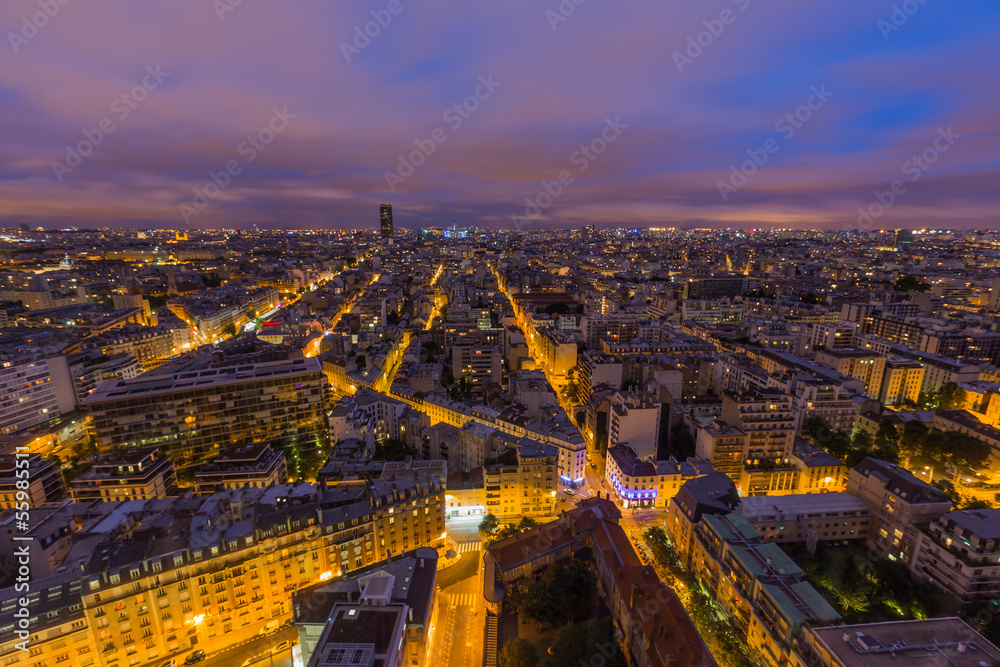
[809,618,1000,667]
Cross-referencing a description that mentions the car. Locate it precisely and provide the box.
[272,640,291,654]
[589,463,597,470]
[563,488,575,495]
[184,650,206,665]
[586,454,592,461]
[161,661,176,667]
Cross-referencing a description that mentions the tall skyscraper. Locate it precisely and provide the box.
[380,203,393,239]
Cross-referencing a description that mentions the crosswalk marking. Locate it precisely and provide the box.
[485,615,498,667]
[449,593,477,606]
[456,540,481,553]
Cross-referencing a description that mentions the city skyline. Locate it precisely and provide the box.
[1,2,998,231]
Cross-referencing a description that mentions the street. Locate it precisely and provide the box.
[427,519,487,667]
[173,625,298,667]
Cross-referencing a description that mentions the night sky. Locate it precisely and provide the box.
[2,0,998,230]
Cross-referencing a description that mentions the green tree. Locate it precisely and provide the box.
[939,382,967,410]
[478,513,499,540]
[846,429,875,467]
[223,323,237,337]
[498,639,538,667]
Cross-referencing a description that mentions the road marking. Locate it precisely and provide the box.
[457,541,481,553]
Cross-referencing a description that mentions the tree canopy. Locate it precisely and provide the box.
[498,638,538,667]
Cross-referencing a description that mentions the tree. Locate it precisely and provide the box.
[478,513,499,541]
[498,639,538,667]
[873,419,900,462]
[223,323,237,337]
[899,420,929,463]
[509,560,595,628]
[846,429,875,467]
[356,354,366,369]
[939,382,967,410]
[548,619,626,667]
[933,479,960,504]
[894,274,930,292]
[545,302,570,315]
[961,498,991,510]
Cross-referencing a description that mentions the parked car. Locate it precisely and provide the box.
[184,650,206,665]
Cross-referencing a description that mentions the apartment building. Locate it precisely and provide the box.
[608,391,661,461]
[739,492,871,549]
[193,442,288,494]
[696,419,747,479]
[83,357,330,469]
[878,357,924,406]
[720,390,796,468]
[808,321,856,351]
[576,350,623,404]
[0,478,446,667]
[803,618,1000,667]
[911,508,1000,603]
[1,342,78,435]
[846,457,952,564]
[815,348,885,399]
[483,442,557,519]
[787,379,859,434]
[483,498,717,667]
[82,324,174,368]
[603,445,714,509]
[451,343,502,391]
[580,316,642,350]
[68,447,177,502]
[295,547,439,667]
[0,454,66,509]
[667,482,841,667]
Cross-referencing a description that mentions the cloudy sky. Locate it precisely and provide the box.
[1,0,998,230]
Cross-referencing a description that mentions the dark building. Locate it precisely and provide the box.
[380,203,393,239]
[682,276,746,300]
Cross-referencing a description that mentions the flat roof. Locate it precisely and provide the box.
[810,618,1000,667]
[740,492,869,522]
